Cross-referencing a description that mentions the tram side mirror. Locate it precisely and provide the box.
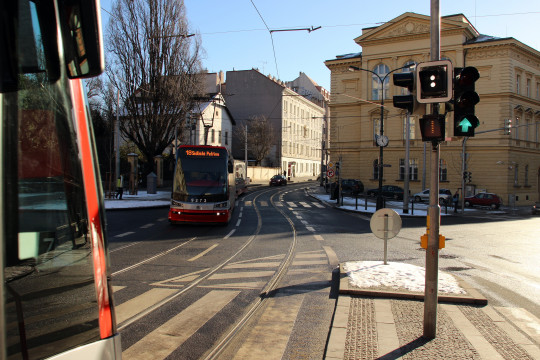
[58,0,104,78]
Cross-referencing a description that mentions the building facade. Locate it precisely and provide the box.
[224,69,327,178]
[325,12,540,205]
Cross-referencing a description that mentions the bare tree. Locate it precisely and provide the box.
[106,0,203,172]
[234,116,275,166]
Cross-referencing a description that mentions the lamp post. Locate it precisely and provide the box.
[349,64,414,210]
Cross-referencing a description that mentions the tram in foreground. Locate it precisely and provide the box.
[169,146,236,224]
[1,0,121,358]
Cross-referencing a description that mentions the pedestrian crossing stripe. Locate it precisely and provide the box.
[150,268,209,288]
[287,202,297,207]
[243,201,324,208]
[299,202,311,208]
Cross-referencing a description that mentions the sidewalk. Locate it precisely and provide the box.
[326,262,540,359]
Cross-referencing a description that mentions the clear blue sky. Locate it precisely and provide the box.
[101,1,540,90]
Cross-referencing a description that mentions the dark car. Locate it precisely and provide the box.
[269,174,287,186]
[366,185,405,200]
[533,202,540,215]
[464,192,502,209]
[341,179,364,195]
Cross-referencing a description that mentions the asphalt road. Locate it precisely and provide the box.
[106,183,540,359]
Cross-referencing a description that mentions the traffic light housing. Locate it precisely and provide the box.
[453,67,480,137]
[392,70,416,113]
[419,114,445,142]
[416,60,453,103]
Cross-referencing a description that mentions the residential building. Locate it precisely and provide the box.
[325,12,540,205]
[181,72,235,153]
[224,69,327,178]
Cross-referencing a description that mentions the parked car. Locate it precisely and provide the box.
[464,192,502,209]
[325,179,364,196]
[366,185,405,200]
[269,174,287,186]
[532,202,540,215]
[413,188,452,205]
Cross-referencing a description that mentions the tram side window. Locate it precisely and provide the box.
[2,1,101,358]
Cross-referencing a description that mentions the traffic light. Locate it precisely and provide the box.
[453,67,480,137]
[419,114,445,142]
[463,171,472,183]
[416,60,453,103]
[392,70,416,113]
[504,118,512,135]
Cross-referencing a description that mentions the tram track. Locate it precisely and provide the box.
[203,185,300,360]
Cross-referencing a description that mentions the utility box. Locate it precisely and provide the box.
[146,172,157,194]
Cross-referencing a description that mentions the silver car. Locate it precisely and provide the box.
[413,188,452,205]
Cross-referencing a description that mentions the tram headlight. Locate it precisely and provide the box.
[214,201,229,209]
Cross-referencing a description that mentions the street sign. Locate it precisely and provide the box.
[370,208,402,265]
[327,169,335,178]
[327,161,334,169]
[370,208,402,239]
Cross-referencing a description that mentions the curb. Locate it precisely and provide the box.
[339,264,488,305]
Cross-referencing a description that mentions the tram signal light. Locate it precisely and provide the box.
[453,67,480,137]
[419,114,445,142]
[416,60,453,103]
[504,118,512,135]
[392,70,416,113]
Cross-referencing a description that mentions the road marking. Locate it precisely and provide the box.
[260,201,268,206]
[209,271,275,280]
[110,242,140,253]
[115,288,178,324]
[112,239,196,276]
[245,201,253,206]
[306,226,315,232]
[200,281,265,290]
[140,223,154,229]
[287,202,297,207]
[224,229,236,239]
[314,234,324,241]
[323,246,339,266]
[157,218,167,222]
[239,211,243,218]
[123,290,239,360]
[312,202,324,208]
[236,219,241,227]
[151,268,209,288]
[188,244,218,262]
[275,201,283,207]
[299,202,311,208]
[301,220,308,225]
[115,231,135,238]
[495,307,540,344]
[112,286,126,292]
[224,262,280,269]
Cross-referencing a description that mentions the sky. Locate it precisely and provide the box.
[100,1,540,93]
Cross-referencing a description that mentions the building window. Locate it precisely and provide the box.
[525,165,529,186]
[514,164,519,186]
[225,131,229,145]
[439,159,448,182]
[403,116,415,140]
[211,129,215,143]
[527,79,531,97]
[516,74,521,94]
[514,116,520,140]
[537,83,540,100]
[399,159,418,180]
[372,64,390,100]
[373,159,380,180]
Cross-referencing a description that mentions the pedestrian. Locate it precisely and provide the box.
[453,190,459,213]
[116,175,124,200]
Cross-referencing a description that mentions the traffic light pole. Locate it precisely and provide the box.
[423,0,441,340]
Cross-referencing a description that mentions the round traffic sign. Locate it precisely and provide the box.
[327,161,334,169]
[370,208,402,239]
[327,169,335,178]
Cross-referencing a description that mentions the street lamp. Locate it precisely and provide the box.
[349,64,414,210]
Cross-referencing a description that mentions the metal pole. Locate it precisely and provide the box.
[383,214,389,265]
[245,124,248,180]
[461,137,468,213]
[115,91,120,182]
[320,116,325,186]
[424,0,441,340]
[403,111,411,213]
[377,81,385,210]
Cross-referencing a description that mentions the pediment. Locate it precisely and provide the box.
[355,12,474,45]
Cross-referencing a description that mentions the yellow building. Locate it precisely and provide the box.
[325,12,540,206]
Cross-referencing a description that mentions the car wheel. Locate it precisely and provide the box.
[490,203,498,210]
[439,198,446,206]
[465,201,471,207]
[414,196,421,203]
